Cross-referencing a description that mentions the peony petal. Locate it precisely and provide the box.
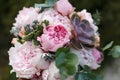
[55,0,74,16]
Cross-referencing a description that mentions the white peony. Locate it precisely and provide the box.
[14,7,40,27]
[8,42,49,79]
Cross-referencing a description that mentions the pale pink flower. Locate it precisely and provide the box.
[55,0,74,16]
[14,7,40,27]
[71,48,103,69]
[37,25,70,52]
[8,42,49,79]
[37,8,72,36]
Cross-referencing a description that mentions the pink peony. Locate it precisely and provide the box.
[8,42,49,79]
[71,48,103,69]
[37,8,72,36]
[55,0,74,16]
[37,25,70,52]
[14,7,40,27]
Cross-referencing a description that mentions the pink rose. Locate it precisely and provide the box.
[55,0,74,16]
[8,42,49,79]
[37,25,70,52]
[14,7,40,27]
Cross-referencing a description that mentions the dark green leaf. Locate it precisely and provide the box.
[23,32,34,41]
[17,39,24,44]
[82,65,92,73]
[109,45,120,58]
[8,72,17,80]
[32,39,40,46]
[103,41,114,51]
[56,48,70,57]
[75,71,101,80]
[56,52,66,68]
[42,20,50,26]
[55,48,78,80]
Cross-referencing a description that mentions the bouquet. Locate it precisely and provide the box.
[8,0,120,80]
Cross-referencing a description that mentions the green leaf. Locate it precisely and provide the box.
[60,67,69,80]
[32,39,40,46]
[75,65,102,80]
[45,0,57,6]
[82,65,92,73]
[65,65,76,75]
[56,48,70,57]
[66,53,78,65]
[23,32,34,41]
[56,52,66,68]
[8,72,17,80]
[109,45,120,58]
[103,41,114,51]
[75,72,100,80]
[35,0,57,10]
[55,48,78,80]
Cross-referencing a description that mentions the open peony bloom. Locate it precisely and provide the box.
[71,48,103,69]
[37,25,70,52]
[55,0,74,16]
[8,42,50,79]
[14,7,40,27]
[37,8,72,36]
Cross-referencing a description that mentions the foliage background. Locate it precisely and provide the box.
[0,0,120,80]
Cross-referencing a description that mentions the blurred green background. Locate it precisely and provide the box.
[0,0,120,80]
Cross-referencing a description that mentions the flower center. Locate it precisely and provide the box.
[48,25,67,44]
